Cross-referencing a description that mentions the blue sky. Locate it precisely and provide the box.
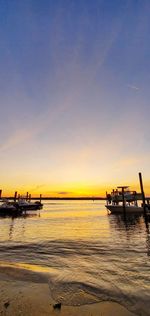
[0,0,150,196]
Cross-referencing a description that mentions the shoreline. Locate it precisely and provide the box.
[1,197,106,201]
[0,270,137,316]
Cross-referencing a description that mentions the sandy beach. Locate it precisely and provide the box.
[0,270,137,316]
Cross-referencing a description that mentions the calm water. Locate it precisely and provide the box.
[0,201,150,315]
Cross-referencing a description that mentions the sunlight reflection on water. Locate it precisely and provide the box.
[0,200,150,315]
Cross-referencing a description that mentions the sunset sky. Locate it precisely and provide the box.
[0,0,150,197]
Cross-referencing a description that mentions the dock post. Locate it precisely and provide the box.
[139,172,147,217]
[122,187,126,218]
[40,194,42,203]
[26,192,29,201]
[14,191,17,202]
[106,191,108,206]
[0,190,2,199]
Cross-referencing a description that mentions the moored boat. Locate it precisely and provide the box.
[0,200,21,216]
[0,197,43,216]
[105,186,144,214]
[14,198,43,210]
[106,204,143,214]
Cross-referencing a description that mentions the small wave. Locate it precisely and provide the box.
[0,262,49,283]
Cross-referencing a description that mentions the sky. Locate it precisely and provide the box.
[0,0,150,197]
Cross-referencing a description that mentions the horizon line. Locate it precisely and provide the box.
[2,196,106,200]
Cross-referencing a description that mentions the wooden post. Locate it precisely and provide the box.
[117,186,128,218]
[14,191,17,202]
[26,192,29,201]
[139,172,147,217]
[0,190,2,199]
[106,191,108,205]
[40,194,42,203]
[122,187,126,217]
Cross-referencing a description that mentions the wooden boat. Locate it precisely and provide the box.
[105,186,144,214]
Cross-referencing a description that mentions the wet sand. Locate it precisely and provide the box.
[0,271,137,316]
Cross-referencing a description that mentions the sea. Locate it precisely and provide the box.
[0,200,150,315]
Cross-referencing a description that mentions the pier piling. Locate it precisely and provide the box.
[117,186,128,218]
[139,172,147,217]
[40,194,42,203]
[14,191,17,202]
[122,187,126,218]
[26,192,29,201]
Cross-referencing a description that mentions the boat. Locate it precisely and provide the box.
[14,198,43,211]
[0,200,21,216]
[105,186,144,214]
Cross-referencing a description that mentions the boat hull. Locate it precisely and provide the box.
[17,204,42,210]
[0,207,22,216]
[13,201,43,211]
[105,205,143,214]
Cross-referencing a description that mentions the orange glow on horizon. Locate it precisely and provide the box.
[1,181,150,198]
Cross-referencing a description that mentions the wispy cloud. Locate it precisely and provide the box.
[127,84,140,91]
[0,101,70,153]
[57,191,72,195]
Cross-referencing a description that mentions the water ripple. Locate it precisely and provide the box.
[0,201,149,315]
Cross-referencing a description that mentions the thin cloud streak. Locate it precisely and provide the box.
[127,84,140,91]
[0,101,71,153]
